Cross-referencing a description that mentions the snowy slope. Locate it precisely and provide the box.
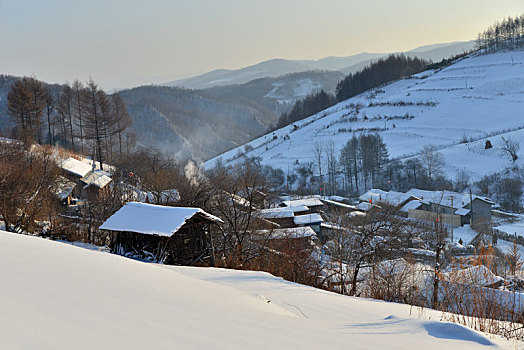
[205,50,524,181]
[0,231,508,349]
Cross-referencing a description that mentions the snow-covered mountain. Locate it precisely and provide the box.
[167,41,474,89]
[205,49,524,181]
[0,230,507,349]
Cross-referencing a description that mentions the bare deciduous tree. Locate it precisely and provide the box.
[500,136,520,163]
[420,145,444,182]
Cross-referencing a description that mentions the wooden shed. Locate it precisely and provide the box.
[99,202,223,265]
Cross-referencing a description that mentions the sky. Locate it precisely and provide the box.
[1,0,523,90]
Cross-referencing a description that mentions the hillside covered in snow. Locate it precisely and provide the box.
[0,230,512,349]
[205,50,524,181]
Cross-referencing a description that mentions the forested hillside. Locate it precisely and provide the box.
[205,70,343,126]
[119,86,270,161]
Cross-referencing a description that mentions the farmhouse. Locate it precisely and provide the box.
[81,171,112,200]
[99,202,223,265]
[255,227,317,252]
[280,196,324,213]
[60,157,113,200]
[320,198,358,214]
[357,188,495,227]
[53,176,77,206]
[359,189,420,210]
[405,189,495,227]
[294,213,324,233]
[256,205,309,228]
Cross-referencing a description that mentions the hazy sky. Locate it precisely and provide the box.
[1,0,523,90]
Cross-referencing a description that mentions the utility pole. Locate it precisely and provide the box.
[469,188,474,227]
[449,195,454,242]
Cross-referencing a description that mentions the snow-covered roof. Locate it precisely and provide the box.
[454,208,471,216]
[320,199,358,210]
[99,202,223,237]
[257,209,295,219]
[360,189,417,207]
[61,158,93,178]
[356,202,373,212]
[447,265,504,287]
[348,211,367,218]
[327,195,350,203]
[256,227,317,240]
[54,176,76,200]
[81,171,112,189]
[282,197,323,208]
[320,222,346,231]
[294,213,323,225]
[80,158,115,173]
[359,189,387,203]
[400,200,422,213]
[257,205,309,219]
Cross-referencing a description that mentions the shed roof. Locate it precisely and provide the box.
[400,200,422,213]
[454,208,471,216]
[257,205,309,219]
[54,176,76,200]
[360,189,417,207]
[282,198,323,208]
[256,227,317,240]
[61,158,93,178]
[99,202,223,237]
[447,265,504,287]
[294,213,324,225]
[359,189,387,203]
[320,199,358,210]
[81,171,112,189]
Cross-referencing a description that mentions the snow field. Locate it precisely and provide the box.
[0,231,514,349]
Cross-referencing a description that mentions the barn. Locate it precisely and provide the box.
[99,202,223,265]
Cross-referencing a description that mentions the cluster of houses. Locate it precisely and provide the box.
[96,193,350,264]
[61,161,499,267]
[357,188,496,228]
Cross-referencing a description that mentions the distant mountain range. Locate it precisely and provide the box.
[0,40,477,162]
[166,41,475,89]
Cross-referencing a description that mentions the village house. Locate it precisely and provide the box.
[256,205,309,228]
[357,188,495,227]
[358,189,421,214]
[53,176,77,206]
[294,213,324,234]
[255,227,317,252]
[320,198,358,214]
[60,157,113,201]
[405,189,495,227]
[99,202,223,265]
[280,196,324,213]
[81,171,112,201]
[60,157,94,198]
